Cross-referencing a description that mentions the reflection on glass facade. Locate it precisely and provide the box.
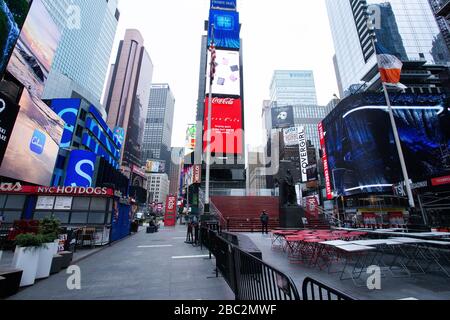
[292,105,327,149]
[326,0,450,93]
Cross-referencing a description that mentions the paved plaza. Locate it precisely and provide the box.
[4,226,234,300]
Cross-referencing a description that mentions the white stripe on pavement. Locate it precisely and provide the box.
[138,245,174,248]
[172,255,210,260]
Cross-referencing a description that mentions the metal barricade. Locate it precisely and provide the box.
[302,277,355,301]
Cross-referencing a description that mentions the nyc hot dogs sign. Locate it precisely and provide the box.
[0,182,114,197]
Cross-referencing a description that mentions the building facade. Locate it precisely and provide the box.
[326,0,450,95]
[42,0,120,108]
[147,173,170,205]
[169,147,185,196]
[104,29,154,169]
[429,0,450,51]
[142,84,175,172]
[270,70,318,106]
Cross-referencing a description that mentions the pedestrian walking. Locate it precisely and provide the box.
[260,210,269,235]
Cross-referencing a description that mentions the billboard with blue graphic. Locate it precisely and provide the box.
[208,9,240,49]
[64,150,97,187]
[50,99,81,149]
[322,93,450,196]
[211,0,236,10]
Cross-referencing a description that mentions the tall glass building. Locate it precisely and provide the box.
[42,0,120,109]
[270,70,318,106]
[142,84,175,172]
[326,0,450,94]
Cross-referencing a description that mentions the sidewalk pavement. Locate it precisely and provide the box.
[6,225,234,300]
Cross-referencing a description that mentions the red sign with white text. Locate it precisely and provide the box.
[164,195,177,227]
[431,175,450,187]
[0,183,114,197]
[318,123,333,200]
[203,97,243,155]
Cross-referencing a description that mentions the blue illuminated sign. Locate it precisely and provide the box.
[50,99,81,149]
[211,0,236,10]
[208,9,240,49]
[64,150,97,187]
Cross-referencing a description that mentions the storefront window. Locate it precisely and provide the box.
[3,211,22,223]
[5,195,26,209]
[70,212,88,224]
[90,198,107,211]
[72,197,91,211]
[53,212,70,224]
[0,195,7,208]
[88,212,106,224]
[33,212,53,221]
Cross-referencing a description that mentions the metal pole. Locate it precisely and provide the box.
[381,83,415,208]
[205,24,215,215]
[369,35,415,209]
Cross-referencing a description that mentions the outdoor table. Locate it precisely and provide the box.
[334,244,377,285]
[415,240,450,278]
[388,237,430,277]
[271,231,298,251]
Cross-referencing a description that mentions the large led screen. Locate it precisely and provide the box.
[322,93,450,197]
[206,49,240,96]
[0,0,32,77]
[208,9,240,49]
[6,0,61,99]
[50,98,81,149]
[0,88,64,185]
[203,97,243,155]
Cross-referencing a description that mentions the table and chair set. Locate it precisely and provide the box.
[271,229,450,286]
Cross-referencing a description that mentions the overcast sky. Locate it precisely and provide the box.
[108,0,338,149]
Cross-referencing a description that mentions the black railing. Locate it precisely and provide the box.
[302,277,355,301]
[201,226,356,301]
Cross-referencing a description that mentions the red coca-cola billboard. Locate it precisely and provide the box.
[203,97,243,155]
[164,195,177,227]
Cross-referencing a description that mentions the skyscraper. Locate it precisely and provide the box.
[326,0,450,95]
[270,70,318,106]
[104,29,154,169]
[429,0,450,51]
[42,0,120,109]
[142,84,175,171]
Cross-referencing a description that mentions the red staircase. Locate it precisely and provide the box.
[211,196,280,232]
[306,216,331,230]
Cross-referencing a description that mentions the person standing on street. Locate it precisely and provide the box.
[260,210,269,235]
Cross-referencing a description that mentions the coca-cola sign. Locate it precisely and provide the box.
[211,97,235,105]
[203,98,243,155]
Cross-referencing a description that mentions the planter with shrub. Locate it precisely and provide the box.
[36,218,61,279]
[12,233,44,287]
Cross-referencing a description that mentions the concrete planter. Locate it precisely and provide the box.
[12,247,40,287]
[36,242,58,279]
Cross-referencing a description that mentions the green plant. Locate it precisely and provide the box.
[39,217,61,243]
[15,233,44,249]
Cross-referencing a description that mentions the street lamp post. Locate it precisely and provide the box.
[204,24,215,215]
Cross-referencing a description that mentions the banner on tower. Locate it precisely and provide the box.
[211,0,237,10]
[206,49,240,96]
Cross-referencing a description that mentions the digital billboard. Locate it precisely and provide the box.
[203,97,243,155]
[0,92,20,166]
[208,9,240,49]
[64,150,97,187]
[145,159,166,174]
[50,99,81,149]
[206,49,240,96]
[0,0,32,77]
[211,0,236,10]
[0,88,64,186]
[6,0,61,99]
[186,124,196,150]
[272,105,295,129]
[322,93,450,197]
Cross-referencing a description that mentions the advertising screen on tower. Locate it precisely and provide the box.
[211,0,237,10]
[208,9,240,49]
[50,99,81,149]
[6,0,61,100]
[64,150,97,187]
[271,106,295,129]
[322,93,450,197]
[203,97,243,155]
[0,0,33,78]
[206,49,240,96]
[0,88,64,186]
[0,92,20,166]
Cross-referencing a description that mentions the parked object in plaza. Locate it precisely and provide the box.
[0,268,23,298]
[50,254,63,275]
[58,251,73,269]
[12,233,44,287]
